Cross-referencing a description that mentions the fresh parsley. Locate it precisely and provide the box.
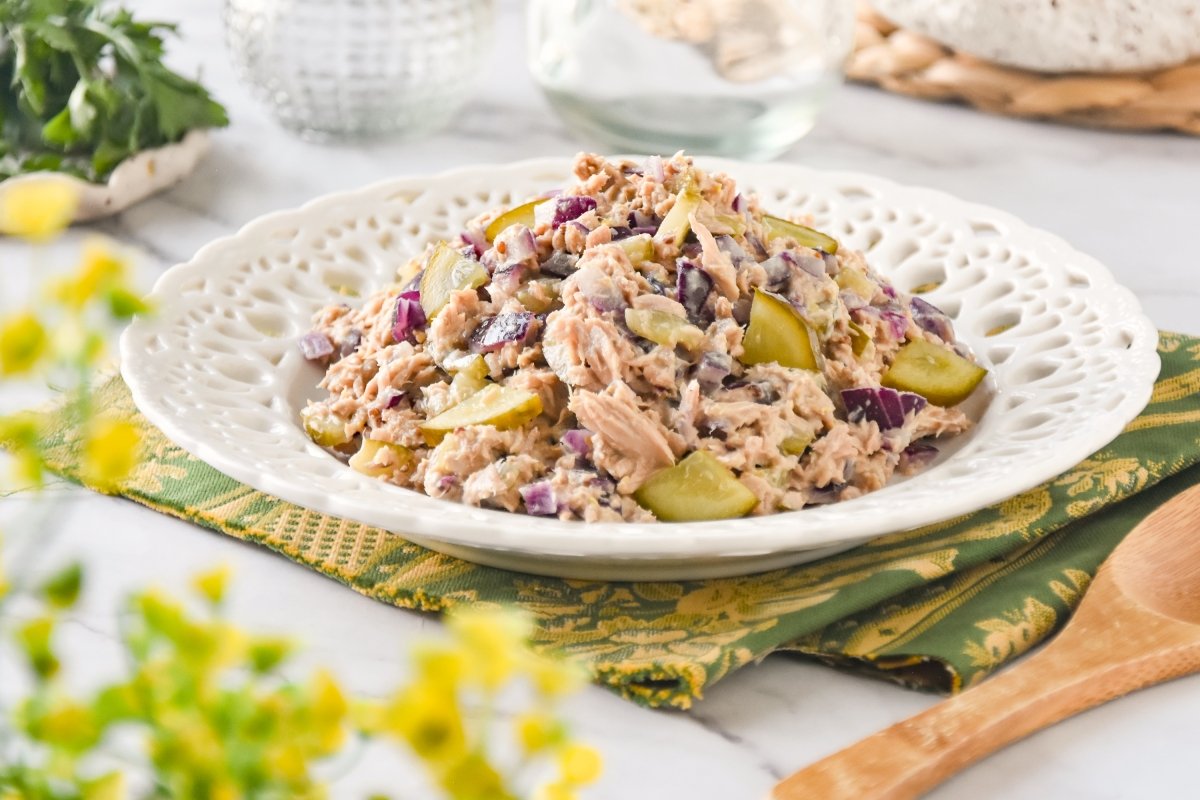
[0,0,228,183]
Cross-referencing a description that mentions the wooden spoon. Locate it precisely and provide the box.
[772,482,1200,800]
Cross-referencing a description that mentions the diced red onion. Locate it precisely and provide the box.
[540,251,579,277]
[384,390,407,409]
[490,264,525,295]
[629,210,659,230]
[881,283,897,299]
[732,193,744,213]
[551,196,597,227]
[880,307,909,340]
[561,428,591,457]
[759,254,791,290]
[574,265,626,313]
[644,155,665,183]
[338,328,362,359]
[900,391,927,417]
[402,269,424,292]
[462,227,487,258]
[676,261,713,323]
[504,225,537,264]
[788,250,827,278]
[902,442,939,469]
[520,481,558,516]
[609,225,634,240]
[842,387,926,430]
[855,306,907,340]
[392,291,426,343]
[910,296,955,343]
[746,233,768,260]
[299,331,334,361]
[716,235,747,263]
[731,296,752,325]
[695,352,732,392]
[471,312,535,353]
[806,484,843,505]
[585,473,616,495]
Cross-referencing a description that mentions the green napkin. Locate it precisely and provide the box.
[22,332,1200,709]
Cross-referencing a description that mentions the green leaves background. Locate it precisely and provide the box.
[0,0,228,183]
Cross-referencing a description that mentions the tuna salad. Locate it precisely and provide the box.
[298,153,987,523]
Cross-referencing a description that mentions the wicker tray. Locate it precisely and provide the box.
[850,4,1200,136]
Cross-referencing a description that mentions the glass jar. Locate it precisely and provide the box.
[224,0,493,138]
[527,0,853,159]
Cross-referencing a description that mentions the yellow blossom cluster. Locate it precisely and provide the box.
[0,179,603,798]
[0,179,148,493]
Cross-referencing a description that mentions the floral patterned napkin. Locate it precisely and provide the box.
[25,332,1200,709]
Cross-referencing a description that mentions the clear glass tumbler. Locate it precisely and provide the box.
[527,0,853,159]
[224,0,494,138]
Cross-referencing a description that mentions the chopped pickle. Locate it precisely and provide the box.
[625,308,705,351]
[780,431,814,456]
[617,234,654,264]
[713,213,746,236]
[634,451,759,522]
[419,384,542,445]
[763,215,839,254]
[882,339,987,407]
[848,320,872,356]
[909,280,943,295]
[835,267,876,300]
[419,242,489,318]
[349,439,414,479]
[449,355,490,403]
[485,199,545,242]
[516,280,561,314]
[301,407,352,447]
[654,184,702,247]
[741,289,819,371]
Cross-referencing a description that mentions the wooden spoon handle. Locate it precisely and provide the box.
[771,632,1194,800]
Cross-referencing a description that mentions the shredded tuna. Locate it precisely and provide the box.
[300,153,985,521]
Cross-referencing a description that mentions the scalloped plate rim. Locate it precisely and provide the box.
[119,156,1160,575]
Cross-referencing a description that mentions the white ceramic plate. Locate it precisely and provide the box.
[119,158,1159,580]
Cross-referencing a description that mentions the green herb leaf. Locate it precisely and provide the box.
[0,0,228,183]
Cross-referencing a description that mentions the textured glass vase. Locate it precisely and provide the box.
[224,0,493,138]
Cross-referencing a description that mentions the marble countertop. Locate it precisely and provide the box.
[4,1,1200,797]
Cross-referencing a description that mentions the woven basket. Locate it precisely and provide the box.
[850,4,1200,136]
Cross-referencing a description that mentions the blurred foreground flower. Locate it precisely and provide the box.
[0,179,601,798]
[0,178,78,241]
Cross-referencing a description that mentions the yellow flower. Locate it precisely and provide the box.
[413,643,466,690]
[438,752,512,800]
[447,606,532,689]
[0,311,48,375]
[557,743,603,787]
[192,564,232,606]
[527,654,586,699]
[36,698,100,751]
[310,669,349,752]
[0,179,78,241]
[533,782,577,800]
[515,712,563,754]
[82,418,141,491]
[52,238,129,309]
[383,682,465,763]
[0,412,45,485]
[81,772,127,800]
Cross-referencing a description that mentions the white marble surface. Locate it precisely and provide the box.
[3,1,1200,797]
